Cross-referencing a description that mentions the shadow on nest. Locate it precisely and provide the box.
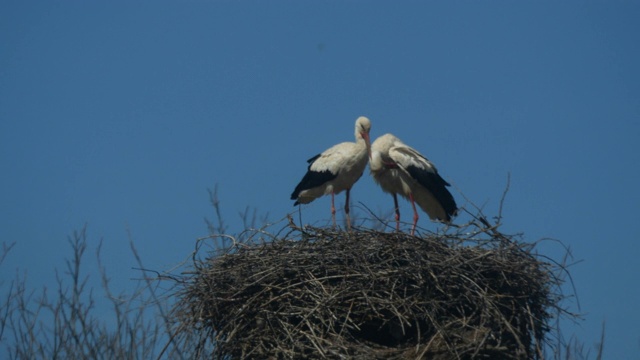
[168,215,574,359]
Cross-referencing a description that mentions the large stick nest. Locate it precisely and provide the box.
[171,219,567,359]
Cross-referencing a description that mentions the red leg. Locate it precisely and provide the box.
[393,194,400,231]
[331,191,336,227]
[409,193,419,236]
[345,189,351,230]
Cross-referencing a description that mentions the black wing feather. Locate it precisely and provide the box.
[306,154,322,164]
[290,154,338,204]
[406,166,457,220]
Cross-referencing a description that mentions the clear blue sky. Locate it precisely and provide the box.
[1,1,639,357]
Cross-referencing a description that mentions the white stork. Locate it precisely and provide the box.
[291,116,372,228]
[370,133,457,235]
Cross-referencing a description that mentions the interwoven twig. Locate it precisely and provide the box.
[170,221,566,359]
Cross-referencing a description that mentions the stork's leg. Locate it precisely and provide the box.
[393,193,400,231]
[409,193,419,236]
[344,189,351,230]
[330,191,337,227]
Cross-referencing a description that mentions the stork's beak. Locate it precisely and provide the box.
[362,132,372,160]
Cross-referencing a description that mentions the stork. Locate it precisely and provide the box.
[370,133,457,235]
[291,116,372,228]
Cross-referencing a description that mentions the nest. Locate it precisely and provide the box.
[171,220,565,359]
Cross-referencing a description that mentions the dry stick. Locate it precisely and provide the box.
[171,220,568,358]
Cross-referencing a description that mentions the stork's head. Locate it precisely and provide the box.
[371,133,400,153]
[370,133,401,165]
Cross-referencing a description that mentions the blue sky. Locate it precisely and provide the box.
[1,1,639,357]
